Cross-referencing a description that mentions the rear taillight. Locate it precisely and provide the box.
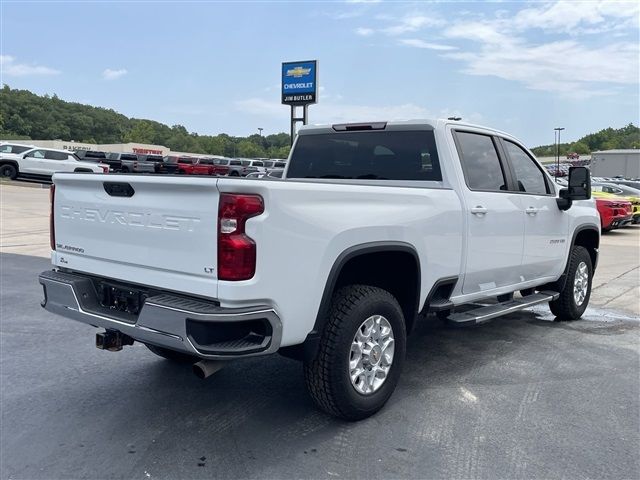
[218,193,264,281]
[102,166,109,173]
[49,184,55,251]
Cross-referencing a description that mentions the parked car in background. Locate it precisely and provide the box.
[592,183,640,224]
[163,156,211,175]
[213,158,256,176]
[245,170,284,179]
[197,157,230,176]
[75,150,122,172]
[595,197,633,231]
[0,142,36,157]
[0,147,108,181]
[263,160,287,176]
[248,160,267,174]
[135,154,172,174]
[154,156,179,174]
[107,153,155,174]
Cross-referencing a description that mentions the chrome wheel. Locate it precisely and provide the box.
[573,261,589,306]
[349,315,395,395]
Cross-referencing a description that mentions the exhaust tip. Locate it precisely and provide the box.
[193,360,223,380]
[192,363,206,380]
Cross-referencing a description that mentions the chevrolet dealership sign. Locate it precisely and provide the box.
[282,60,318,105]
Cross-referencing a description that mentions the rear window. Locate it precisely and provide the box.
[84,151,107,159]
[178,157,194,164]
[199,158,213,164]
[274,162,286,168]
[287,131,441,181]
[230,160,242,166]
[252,161,264,167]
[0,144,31,154]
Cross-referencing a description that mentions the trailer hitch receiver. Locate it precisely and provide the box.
[96,330,134,352]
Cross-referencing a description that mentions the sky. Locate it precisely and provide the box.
[1,0,638,147]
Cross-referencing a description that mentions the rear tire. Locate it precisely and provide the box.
[0,163,18,180]
[549,245,592,320]
[303,285,406,421]
[146,344,198,363]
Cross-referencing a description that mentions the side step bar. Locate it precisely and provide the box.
[445,291,560,326]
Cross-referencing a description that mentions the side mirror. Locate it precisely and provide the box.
[567,166,591,200]
[557,167,591,211]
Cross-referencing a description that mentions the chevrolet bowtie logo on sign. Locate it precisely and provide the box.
[286,66,311,78]
[282,60,318,105]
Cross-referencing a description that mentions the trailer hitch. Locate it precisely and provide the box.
[96,330,134,352]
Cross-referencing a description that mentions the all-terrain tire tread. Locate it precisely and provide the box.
[549,245,592,320]
[303,285,401,419]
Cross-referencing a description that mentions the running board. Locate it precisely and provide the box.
[445,291,560,326]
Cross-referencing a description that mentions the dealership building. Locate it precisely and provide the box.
[590,149,640,178]
[2,139,170,156]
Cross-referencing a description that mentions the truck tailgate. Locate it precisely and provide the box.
[52,174,220,298]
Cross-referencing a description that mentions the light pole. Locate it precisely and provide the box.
[554,127,565,179]
[258,128,263,137]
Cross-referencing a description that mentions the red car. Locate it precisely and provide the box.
[164,156,228,176]
[197,157,229,176]
[596,197,633,232]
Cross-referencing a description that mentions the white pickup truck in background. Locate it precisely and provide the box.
[39,119,599,420]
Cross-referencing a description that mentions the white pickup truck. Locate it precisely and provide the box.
[39,119,599,420]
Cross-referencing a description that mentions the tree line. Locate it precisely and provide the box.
[0,85,291,158]
[530,123,639,157]
[1,85,638,158]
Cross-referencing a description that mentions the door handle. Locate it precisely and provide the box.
[525,207,539,215]
[470,206,488,216]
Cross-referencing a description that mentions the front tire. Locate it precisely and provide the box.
[304,285,406,421]
[145,344,198,363]
[549,245,592,320]
[0,163,18,180]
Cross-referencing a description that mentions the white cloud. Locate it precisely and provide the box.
[355,27,375,36]
[398,38,457,51]
[440,1,639,98]
[235,97,435,124]
[0,55,60,76]
[102,68,128,80]
[382,14,444,36]
[235,97,485,128]
[511,0,640,34]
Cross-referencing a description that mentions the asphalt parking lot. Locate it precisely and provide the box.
[1,182,639,479]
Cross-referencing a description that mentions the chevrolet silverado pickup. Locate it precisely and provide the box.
[39,119,599,420]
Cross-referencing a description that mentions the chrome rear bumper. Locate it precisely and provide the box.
[39,270,282,359]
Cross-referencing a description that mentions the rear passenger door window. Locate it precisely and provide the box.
[454,131,507,191]
[26,150,46,159]
[503,140,550,195]
[44,151,68,161]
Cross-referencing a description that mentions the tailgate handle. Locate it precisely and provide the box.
[104,182,135,197]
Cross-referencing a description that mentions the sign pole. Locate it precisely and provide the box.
[282,60,318,147]
[290,106,296,147]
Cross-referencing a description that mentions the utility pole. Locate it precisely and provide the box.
[554,127,565,179]
[258,128,263,137]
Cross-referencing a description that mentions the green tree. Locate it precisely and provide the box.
[236,140,265,158]
[124,120,156,144]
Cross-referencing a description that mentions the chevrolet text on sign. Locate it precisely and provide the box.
[282,60,318,105]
